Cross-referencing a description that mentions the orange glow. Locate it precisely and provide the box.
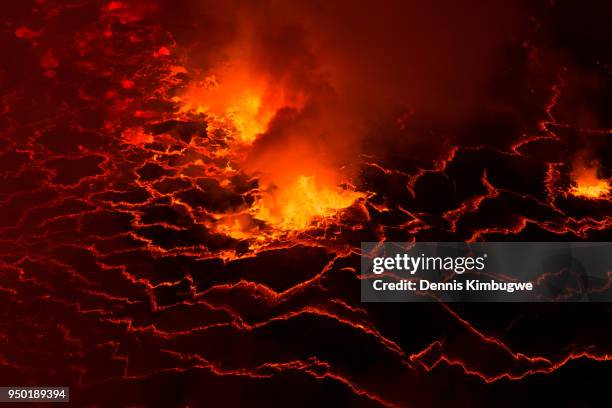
[177,63,362,232]
[215,213,263,240]
[253,175,363,230]
[176,42,360,233]
[122,126,153,145]
[178,65,303,143]
[569,162,610,199]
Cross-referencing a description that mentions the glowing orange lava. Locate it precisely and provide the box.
[569,163,610,199]
[253,175,363,230]
[178,64,302,143]
[122,126,153,145]
[176,59,362,233]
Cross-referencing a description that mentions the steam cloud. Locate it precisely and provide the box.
[167,0,529,185]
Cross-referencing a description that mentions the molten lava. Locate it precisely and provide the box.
[178,63,361,233]
[253,175,363,230]
[179,65,303,144]
[569,162,610,199]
